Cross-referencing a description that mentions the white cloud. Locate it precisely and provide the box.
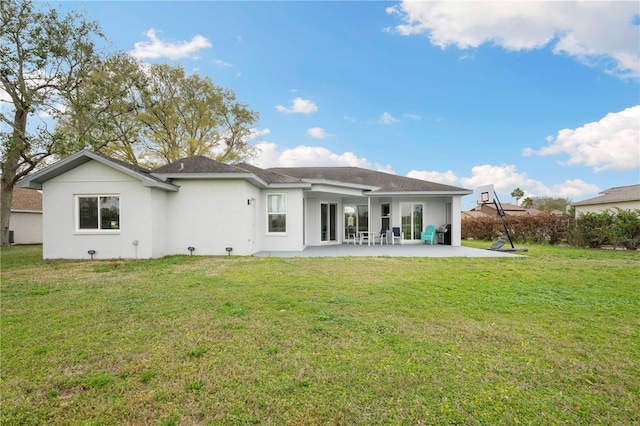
[212,59,232,67]
[130,28,212,60]
[276,97,318,114]
[251,142,393,172]
[408,164,601,203]
[307,127,329,139]
[387,1,640,78]
[379,112,399,124]
[524,105,640,172]
[402,113,422,121]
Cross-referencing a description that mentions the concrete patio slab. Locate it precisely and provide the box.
[254,244,525,258]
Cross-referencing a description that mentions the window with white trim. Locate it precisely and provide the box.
[267,193,286,233]
[77,195,120,231]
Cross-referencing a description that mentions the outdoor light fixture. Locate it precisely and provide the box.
[225,247,233,256]
[187,246,195,255]
[87,249,96,260]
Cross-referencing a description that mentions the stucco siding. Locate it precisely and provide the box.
[41,160,158,259]
[164,179,258,256]
[257,188,305,252]
[575,200,640,215]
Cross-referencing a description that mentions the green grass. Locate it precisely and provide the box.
[1,243,638,425]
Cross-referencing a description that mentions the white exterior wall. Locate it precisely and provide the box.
[450,195,463,246]
[303,195,344,246]
[9,211,42,244]
[42,161,162,259]
[257,188,305,252]
[149,189,169,258]
[164,179,258,256]
[575,200,640,216]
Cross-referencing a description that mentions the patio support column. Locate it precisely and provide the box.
[367,196,371,245]
[451,196,462,246]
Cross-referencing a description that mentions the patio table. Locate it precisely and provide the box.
[358,231,376,246]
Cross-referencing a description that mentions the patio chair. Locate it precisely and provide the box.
[391,227,404,245]
[420,225,436,245]
[347,228,358,245]
[374,228,388,245]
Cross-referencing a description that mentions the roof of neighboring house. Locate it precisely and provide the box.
[472,202,527,212]
[462,210,488,219]
[573,184,640,206]
[11,187,42,212]
[268,166,471,194]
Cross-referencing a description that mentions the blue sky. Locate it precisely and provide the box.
[60,1,640,208]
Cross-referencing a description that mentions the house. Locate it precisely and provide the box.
[16,150,473,259]
[573,184,640,216]
[9,187,43,245]
[466,202,530,217]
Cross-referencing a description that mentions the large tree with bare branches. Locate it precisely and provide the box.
[0,0,104,246]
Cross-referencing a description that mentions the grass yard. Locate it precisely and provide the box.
[1,243,639,425]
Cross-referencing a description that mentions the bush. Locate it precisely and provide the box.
[610,208,640,250]
[572,209,640,250]
[462,213,573,244]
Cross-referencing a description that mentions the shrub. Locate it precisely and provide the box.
[572,209,640,249]
[462,213,573,245]
[610,208,640,250]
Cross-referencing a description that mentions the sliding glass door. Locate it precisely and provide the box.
[343,204,368,239]
[401,203,424,241]
[321,203,337,242]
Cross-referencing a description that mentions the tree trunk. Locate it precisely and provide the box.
[0,151,20,247]
[1,109,28,247]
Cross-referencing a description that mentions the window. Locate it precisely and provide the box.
[267,194,286,233]
[77,195,120,231]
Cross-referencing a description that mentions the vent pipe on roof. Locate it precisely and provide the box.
[179,163,184,171]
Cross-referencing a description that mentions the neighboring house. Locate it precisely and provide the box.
[9,187,43,245]
[17,150,473,259]
[467,202,530,217]
[573,184,640,216]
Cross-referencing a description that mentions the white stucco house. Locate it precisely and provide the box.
[17,150,473,259]
[9,186,43,245]
[573,184,640,216]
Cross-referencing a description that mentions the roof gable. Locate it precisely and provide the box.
[16,150,178,192]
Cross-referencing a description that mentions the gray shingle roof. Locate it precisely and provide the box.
[573,184,640,206]
[234,163,302,184]
[152,156,246,174]
[268,167,471,193]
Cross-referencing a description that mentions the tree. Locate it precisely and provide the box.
[0,0,104,246]
[137,63,258,166]
[55,52,149,165]
[522,197,534,208]
[531,196,572,213]
[511,188,524,206]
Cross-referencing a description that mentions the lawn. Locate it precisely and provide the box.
[1,243,638,425]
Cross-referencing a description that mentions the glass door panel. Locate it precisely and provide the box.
[413,204,423,240]
[400,203,424,241]
[357,205,368,232]
[321,203,337,242]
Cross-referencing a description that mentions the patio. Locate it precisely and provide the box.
[254,243,525,258]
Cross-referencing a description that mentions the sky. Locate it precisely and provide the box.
[46,1,640,208]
